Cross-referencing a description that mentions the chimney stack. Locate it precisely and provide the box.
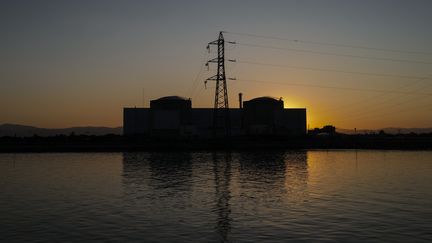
[239,93,243,109]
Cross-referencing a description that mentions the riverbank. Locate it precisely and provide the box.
[1,134,432,152]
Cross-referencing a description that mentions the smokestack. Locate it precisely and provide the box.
[239,93,243,109]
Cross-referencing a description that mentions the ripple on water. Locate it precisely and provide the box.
[0,151,431,242]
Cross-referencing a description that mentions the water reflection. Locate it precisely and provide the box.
[212,153,232,242]
[121,151,308,242]
[122,153,149,180]
[238,151,287,185]
[284,152,308,200]
[236,151,308,199]
[1,152,430,242]
[122,152,193,193]
[147,152,193,191]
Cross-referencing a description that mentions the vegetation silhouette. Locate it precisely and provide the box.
[0,131,432,152]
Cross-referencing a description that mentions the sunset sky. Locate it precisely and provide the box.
[1,0,432,129]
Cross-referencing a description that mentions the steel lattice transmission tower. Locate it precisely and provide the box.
[206,31,233,137]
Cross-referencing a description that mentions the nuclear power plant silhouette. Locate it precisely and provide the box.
[124,32,306,138]
[123,94,306,138]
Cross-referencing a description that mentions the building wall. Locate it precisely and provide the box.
[152,110,181,129]
[123,108,150,136]
[191,108,243,138]
[275,109,307,135]
[123,107,306,137]
[243,98,284,130]
[242,98,305,135]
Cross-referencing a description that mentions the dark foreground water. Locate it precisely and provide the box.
[0,151,431,242]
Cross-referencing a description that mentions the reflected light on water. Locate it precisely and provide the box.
[0,151,431,242]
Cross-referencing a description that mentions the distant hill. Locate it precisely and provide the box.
[0,124,122,137]
[2,123,431,137]
[337,127,432,135]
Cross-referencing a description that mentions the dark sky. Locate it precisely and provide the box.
[1,0,432,128]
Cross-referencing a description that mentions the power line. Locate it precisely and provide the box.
[350,82,432,114]
[187,51,210,98]
[237,60,427,79]
[318,75,432,114]
[236,42,432,65]
[236,79,432,96]
[192,85,206,101]
[224,31,432,56]
[335,94,432,124]
[330,79,432,123]
[189,63,206,98]
[223,31,432,127]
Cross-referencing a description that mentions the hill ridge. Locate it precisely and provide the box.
[0,123,122,137]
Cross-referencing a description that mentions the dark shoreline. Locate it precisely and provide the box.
[1,134,432,152]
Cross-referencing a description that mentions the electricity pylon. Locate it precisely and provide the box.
[206,31,234,138]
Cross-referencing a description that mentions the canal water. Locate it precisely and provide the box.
[0,151,431,242]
